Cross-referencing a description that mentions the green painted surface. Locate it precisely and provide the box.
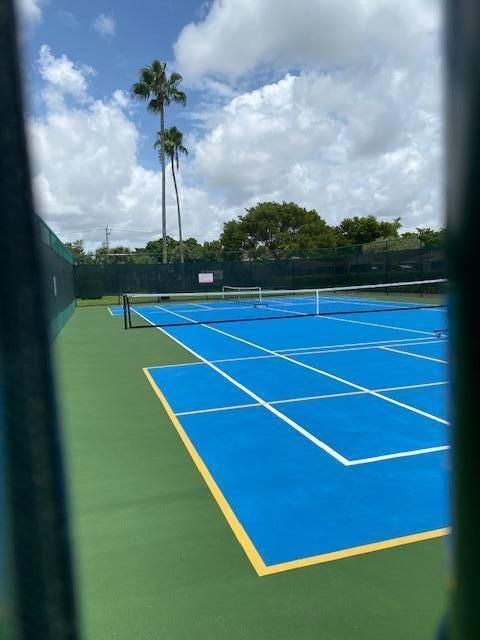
[55,307,447,639]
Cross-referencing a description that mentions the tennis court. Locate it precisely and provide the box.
[109,282,450,576]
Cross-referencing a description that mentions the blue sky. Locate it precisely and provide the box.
[17,0,444,249]
[21,0,210,171]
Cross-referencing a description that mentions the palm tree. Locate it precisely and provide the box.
[155,127,188,263]
[131,60,186,264]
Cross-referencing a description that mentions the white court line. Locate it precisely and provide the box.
[176,381,448,416]
[148,337,447,370]
[316,313,436,336]
[154,303,299,316]
[227,341,435,361]
[254,301,442,337]
[276,336,440,353]
[177,401,262,415]
[262,306,308,317]
[107,307,114,316]
[139,304,449,429]
[379,346,448,364]
[176,391,366,416]
[133,307,350,466]
[134,306,449,465]
[148,298,440,339]
[149,305,252,314]
[202,323,449,426]
[318,294,443,311]
[188,303,215,310]
[206,305,259,313]
[155,302,310,320]
[349,445,450,466]
[149,360,205,370]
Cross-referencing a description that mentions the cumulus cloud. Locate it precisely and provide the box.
[15,0,45,28]
[37,45,95,110]
[27,47,223,249]
[189,57,443,230]
[174,0,444,231]
[174,0,440,80]
[92,12,116,38]
[27,0,444,251]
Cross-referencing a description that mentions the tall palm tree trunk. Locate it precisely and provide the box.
[171,156,184,264]
[160,105,167,264]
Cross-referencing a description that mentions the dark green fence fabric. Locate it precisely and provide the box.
[74,239,446,299]
[37,218,75,337]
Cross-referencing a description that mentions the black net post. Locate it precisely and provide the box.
[122,294,128,330]
[127,296,133,329]
[445,1,480,638]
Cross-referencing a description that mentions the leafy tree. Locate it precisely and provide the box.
[337,215,402,246]
[143,236,205,262]
[65,239,91,263]
[131,60,186,264]
[219,201,337,257]
[415,227,446,248]
[202,239,223,261]
[94,246,132,263]
[220,220,246,256]
[155,127,188,264]
[183,238,205,261]
[401,227,446,248]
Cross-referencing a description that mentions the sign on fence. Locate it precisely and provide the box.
[198,272,214,284]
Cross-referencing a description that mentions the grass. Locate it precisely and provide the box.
[54,306,448,639]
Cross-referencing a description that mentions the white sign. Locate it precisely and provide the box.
[198,272,214,284]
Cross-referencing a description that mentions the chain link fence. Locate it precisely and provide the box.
[74,237,446,303]
[38,217,75,336]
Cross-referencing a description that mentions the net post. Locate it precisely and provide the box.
[127,295,132,328]
[122,294,127,330]
[315,289,320,315]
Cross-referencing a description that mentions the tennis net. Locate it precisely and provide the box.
[221,285,262,303]
[122,278,447,329]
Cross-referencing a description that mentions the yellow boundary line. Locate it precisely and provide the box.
[143,367,267,576]
[260,528,450,575]
[143,367,450,577]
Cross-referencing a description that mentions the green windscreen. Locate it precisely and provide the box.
[37,217,75,338]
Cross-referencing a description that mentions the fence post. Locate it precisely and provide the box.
[385,240,389,283]
[419,239,424,295]
[332,247,337,286]
[356,246,360,286]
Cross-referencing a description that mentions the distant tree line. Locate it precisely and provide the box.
[65,201,446,264]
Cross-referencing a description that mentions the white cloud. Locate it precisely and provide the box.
[15,0,45,28]
[189,58,443,230]
[37,45,94,110]
[174,0,440,80]
[28,0,444,254]
[27,47,223,249]
[92,12,116,38]
[172,0,444,232]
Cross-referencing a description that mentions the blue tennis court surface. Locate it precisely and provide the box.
[115,297,450,575]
